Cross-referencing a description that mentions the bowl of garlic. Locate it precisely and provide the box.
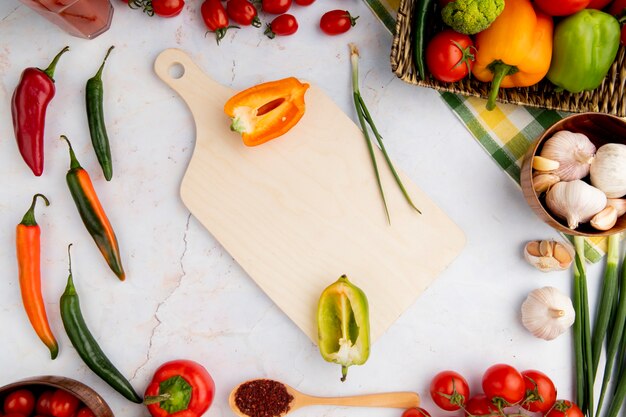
[521,112,626,236]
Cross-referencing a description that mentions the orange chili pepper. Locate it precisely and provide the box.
[224,77,309,146]
[471,0,553,110]
[16,193,58,359]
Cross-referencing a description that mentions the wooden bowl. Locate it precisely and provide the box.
[521,112,626,237]
[0,375,114,417]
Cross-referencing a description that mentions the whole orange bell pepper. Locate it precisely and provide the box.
[224,77,309,146]
[472,0,553,110]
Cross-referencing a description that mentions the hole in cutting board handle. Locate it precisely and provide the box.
[168,62,185,79]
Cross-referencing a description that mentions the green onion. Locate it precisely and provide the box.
[349,43,421,223]
[573,238,585,410]
[595,234,621,416]
[574,236,593,417]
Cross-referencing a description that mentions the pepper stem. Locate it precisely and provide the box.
[60,135,82,170]
[486,61,517,111]
[341,365,348,382]
[143,393,171,405]
[64,244,77,297]
[43,46,70,80]
[20,194,50,226]
[94,45,115,80]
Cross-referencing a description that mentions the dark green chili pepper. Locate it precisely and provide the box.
[60,244,141,404]
[413,0,434,80]
[86,45,115,181]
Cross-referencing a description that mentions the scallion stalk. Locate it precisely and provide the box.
[574,235,593,417]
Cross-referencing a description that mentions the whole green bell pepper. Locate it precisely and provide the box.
[547,9,620,93]
[317,275,370,382]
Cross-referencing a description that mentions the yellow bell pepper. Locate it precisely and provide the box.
[472,0,553,110]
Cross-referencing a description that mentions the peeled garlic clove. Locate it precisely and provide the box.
[533,173,560,194]
[539,130,596,181]
[521,286,575,341]
[590,206,618,231]
[524,240,572,272]
[533,156,560,172]
[545,180,607,229]
[590,143,626,198]
[607,198,626,217]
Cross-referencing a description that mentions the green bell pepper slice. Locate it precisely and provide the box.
[317,275,370,382]
[547,9,620,93]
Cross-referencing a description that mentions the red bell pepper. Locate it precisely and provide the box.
[144,360,215,417]
[12,46,69,176]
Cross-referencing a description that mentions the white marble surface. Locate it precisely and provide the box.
[0,2,606,416]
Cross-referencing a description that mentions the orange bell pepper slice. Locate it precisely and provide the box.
[224,77,310,146]
[472,0,553,110]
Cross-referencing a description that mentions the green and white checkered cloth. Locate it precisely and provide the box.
[365,0,608,262]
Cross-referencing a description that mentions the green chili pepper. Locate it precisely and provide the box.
[317,275,370,382]
[547,9,620,93]
[61,135,125,280]
[413,0,434,80]
[60,244,142,404]
[86,46,115,181]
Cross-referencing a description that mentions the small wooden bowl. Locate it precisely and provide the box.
[0,376,114,417]
[521,112,626,237]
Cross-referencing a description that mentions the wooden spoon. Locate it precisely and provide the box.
[229,379,420,417]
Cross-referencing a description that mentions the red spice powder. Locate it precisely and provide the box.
[235,379,294,417]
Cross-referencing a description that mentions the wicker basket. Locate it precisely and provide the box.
[390,0,626,116]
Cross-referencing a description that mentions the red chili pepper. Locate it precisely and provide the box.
[12,46,69,176]
[16,193,58,359]
[144,360,215,417]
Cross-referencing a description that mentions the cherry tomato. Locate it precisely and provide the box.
[76,407,96,417]
[425,29,474,82]
[265,14,298,38]
[482,364,526,405]
[465,394,498,416]
[4,414,27,417]
[534,0,590,15]
[545,400,584,417]
[609,0,626,16]
[262,0,292,14]
[294,0,314,5]
[227,0,261,27]
[152,0,185,17]
[3,390,35,416]
[520,370,557,413]
[50,389,80,417]
[35,391,54,415]
[319,10,358,35]
[201,0,236,43]
[430,370,470,411]
[587,0,612,8]
[402,407,431,417]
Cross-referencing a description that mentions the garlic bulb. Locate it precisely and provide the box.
[607,199,626,217]
[590,143,626,198]
[540,130,596,181]
[524,240,573,272]
[521,286,575,341]
[546,180,607,229]
[590,206,618,231]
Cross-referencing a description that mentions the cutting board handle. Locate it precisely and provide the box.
[154,48,226,106]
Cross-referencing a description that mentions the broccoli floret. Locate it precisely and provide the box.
[441,0,504,35]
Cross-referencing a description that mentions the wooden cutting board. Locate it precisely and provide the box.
[154,49,465,343]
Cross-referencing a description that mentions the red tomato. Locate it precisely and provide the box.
[425,29,475,82]
[402,408,431,417]
[50,390,80,417]
[610,0,626,16]
[520,370,557,413]
[430,370,470,411]
[76,407,96,417]
[320,10,359,35]
[465,394,498,416]
[4,414,27,417]
[152,0,185,17]
[227,0,261,26]
[545,401,584,417]
[201,0,236,43]
[265,14,298,38]
[294,0,314,5]
[587,0,612,7]
[262,0,292,14]
[3,390,35,416]
[35,391,54,415]
[482,364,526,405]
[438,0,455,6]
[534,0,590,15]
